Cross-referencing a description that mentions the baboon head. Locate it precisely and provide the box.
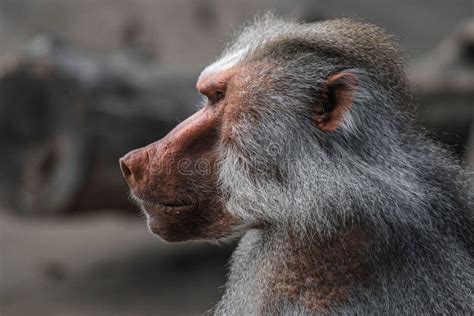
[121,16,418,242]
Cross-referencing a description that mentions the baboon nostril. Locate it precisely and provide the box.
[119,147,150,186]
[119,158,133,180]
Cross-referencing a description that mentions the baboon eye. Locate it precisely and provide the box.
[209,90,225,104]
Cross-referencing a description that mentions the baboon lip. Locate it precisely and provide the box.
[132,192,194,206]
[144,203,197,217]
[154,201,195,209]
[135,196,197,214]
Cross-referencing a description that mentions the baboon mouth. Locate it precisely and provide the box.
[144,202,197,217]
[131,192,195,207]
[136,196,197,213]
[155,201,195,208]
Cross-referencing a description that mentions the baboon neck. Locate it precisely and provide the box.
[261,224,378,313]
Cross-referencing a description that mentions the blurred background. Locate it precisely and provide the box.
[0,1,473,315]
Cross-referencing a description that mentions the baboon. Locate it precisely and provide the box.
[120,16,473,315]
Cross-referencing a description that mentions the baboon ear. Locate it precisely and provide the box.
[315,71,359,132]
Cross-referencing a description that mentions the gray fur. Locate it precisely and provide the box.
[202,15,473,315]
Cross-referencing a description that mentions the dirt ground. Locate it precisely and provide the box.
[0,210,233,316]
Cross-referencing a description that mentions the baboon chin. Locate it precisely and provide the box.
[121,15,473,315]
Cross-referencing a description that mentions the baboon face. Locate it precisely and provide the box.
[120,22,361,242]
[120,66,357,242]
[119,64,262,241]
